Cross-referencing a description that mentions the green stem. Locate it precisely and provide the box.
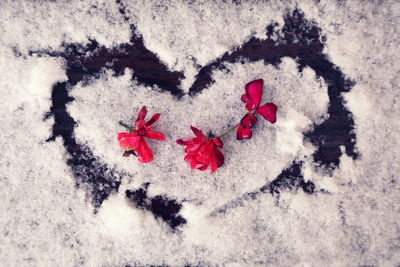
[119,121,133,132]
[217,122,240,139]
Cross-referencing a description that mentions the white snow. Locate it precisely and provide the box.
[0,0,399,266]
[69,58,328,206]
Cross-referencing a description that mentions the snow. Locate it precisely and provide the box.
[0,0,130,53]
[69,58,327,206]
[1,0,399,266]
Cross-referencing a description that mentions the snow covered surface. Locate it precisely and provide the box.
[0,0,399,266]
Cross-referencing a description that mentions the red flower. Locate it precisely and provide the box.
[237,79,277,140]
[117,106,165,163]
[176,126,224,173]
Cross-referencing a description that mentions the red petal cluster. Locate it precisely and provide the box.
[117,106,165,163]
[176,126,224,173]
[237,79,277,140]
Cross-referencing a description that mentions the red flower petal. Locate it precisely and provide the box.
[209,155,218,173]
[176,138,191,146]
[145,130,166,141]
[137,139,153,163]
[212,138,223,148]
[184,153,195,163]
[184,154,207,170]
[214,148,224,168]
[145,113,161,127]
[256,103,277,123]
[196,141,214,160]
[236,113,257,140]
[134,106,147,130]
[209,147,224,173]
[192,161,208,171]
[237,124,252,140]
[243,79,263,111]
[137,106,147,121]
[241,94,248,103]
[117,132,133,141]
[117,132,141,150]
[190,126,206,139]
[176,138,202,146]
[185,143,201,153]
[197,164,208,171]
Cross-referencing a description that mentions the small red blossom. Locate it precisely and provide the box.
[237,79,277,140]
[117,106,165,163]
[176,126,224,173]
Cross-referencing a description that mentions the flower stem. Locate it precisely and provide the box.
[119,121,133,132]
[217,123,240,139]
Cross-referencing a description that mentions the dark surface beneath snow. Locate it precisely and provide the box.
[126,183,187,230]
[37,8,357,231]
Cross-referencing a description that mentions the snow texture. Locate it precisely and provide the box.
[0,0,399,266]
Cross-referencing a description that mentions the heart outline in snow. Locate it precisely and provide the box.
[38,8,357,230]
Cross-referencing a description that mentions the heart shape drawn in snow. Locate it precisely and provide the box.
[45,9,357,229]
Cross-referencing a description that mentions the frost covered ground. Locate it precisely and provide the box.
[1,0,400,266]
